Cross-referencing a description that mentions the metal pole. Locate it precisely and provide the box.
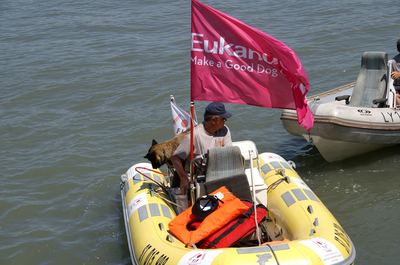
[189,101,196,205]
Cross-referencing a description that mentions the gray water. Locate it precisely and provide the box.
[1,0,400,264]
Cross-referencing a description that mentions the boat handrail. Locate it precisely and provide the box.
[308,82,355,101]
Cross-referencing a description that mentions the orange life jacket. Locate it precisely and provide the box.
[168,186,250,245]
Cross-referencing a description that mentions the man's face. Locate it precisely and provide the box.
[212,116,226,130]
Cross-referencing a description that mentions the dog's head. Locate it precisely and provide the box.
[144,139,167,169]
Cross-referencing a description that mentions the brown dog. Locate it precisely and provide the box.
[144,132,187,169]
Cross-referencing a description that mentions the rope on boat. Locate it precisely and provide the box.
[134,167,168,187]
[267,169,288,193]
[264,244,281,265]
[248,150,262,245]
[135,166,178,212]
[135,166,168,176]
[153,192,185,210]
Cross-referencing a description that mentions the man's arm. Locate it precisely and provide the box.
[171,155,189,194]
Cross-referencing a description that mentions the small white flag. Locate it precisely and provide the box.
[170,96,196,135]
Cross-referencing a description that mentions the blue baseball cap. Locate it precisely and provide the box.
[204,102,232,119]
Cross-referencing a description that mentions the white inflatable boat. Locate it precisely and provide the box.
[281,51,400,162]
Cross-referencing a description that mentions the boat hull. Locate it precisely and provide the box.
[281,82,400,162]
[121,153,355,265]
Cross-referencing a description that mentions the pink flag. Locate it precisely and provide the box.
[191,0,314,130]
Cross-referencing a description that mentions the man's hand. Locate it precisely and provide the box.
[391,71,400,80]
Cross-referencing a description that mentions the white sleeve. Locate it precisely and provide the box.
[224,126,232,146]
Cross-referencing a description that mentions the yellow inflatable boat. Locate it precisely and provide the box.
[120,141,355,265]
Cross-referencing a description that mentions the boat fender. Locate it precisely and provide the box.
[168,186,250,245]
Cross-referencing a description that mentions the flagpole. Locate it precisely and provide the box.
[189,101,195,205]
[188,0,195,205]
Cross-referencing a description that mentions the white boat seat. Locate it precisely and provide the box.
[203,146,252,201]
[350,52,388,107]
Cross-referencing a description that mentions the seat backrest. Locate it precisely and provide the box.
[206,146,244,179]
[350,52,388,107]
[204,146,252,201]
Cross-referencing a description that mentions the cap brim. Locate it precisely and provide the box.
[221,111,232,119]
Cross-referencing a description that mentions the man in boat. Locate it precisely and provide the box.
[391,39,400,106]
[171,102,232,194]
